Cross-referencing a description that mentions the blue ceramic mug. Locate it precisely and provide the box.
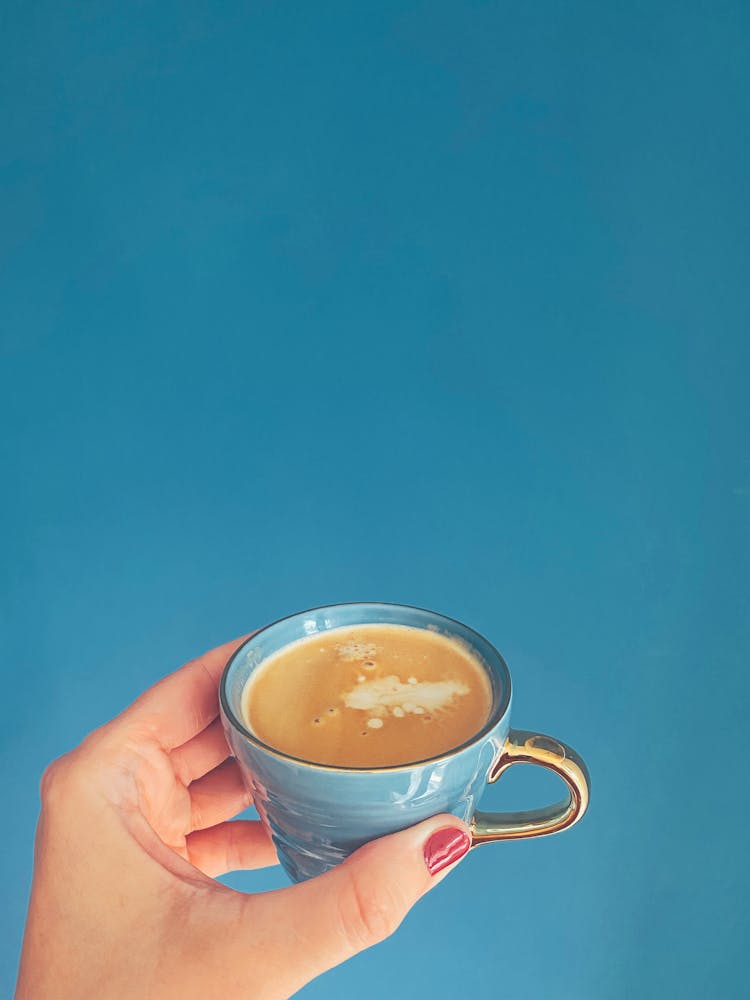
[220,603,590,882]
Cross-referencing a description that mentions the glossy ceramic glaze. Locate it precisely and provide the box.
[220,603,589,882]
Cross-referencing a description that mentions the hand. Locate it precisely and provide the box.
[15,636,471,1000]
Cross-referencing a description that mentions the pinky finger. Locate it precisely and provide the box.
[185,820,278,877]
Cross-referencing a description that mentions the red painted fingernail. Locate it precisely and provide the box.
[424,827,471,876]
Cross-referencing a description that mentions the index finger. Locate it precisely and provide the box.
[118,633,252,749]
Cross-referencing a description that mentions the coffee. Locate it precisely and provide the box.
[242,623,493,767]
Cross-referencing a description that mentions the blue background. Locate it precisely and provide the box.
[2,2,748,996]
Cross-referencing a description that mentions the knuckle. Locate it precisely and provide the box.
[39,753,76,804]
[40,746,100,808]
[337,868,402,951]
[190,800,204,830]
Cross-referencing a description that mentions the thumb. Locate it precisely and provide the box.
[255,814,471,992]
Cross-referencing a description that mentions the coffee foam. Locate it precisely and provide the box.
[335,640,378,662]
[342,674,469,719]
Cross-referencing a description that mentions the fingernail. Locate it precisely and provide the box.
[424,827,471,876]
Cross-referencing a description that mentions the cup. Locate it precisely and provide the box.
[220,603,590,882]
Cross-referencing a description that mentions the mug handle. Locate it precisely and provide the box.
[471,729,591,844]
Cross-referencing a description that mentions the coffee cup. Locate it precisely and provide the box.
[220,603,590,882]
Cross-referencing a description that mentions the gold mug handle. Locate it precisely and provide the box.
[471,729,591,844]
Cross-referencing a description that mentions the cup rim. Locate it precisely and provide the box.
[219,602,512,773]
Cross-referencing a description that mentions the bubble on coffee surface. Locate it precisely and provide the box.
[310,704,341,729]
[336,639,378,662]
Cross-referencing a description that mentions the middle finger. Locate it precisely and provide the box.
[189,758,253,832]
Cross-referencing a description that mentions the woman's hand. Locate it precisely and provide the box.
[15,636,471,1000]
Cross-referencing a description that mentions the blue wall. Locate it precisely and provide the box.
[2,2,748,996]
